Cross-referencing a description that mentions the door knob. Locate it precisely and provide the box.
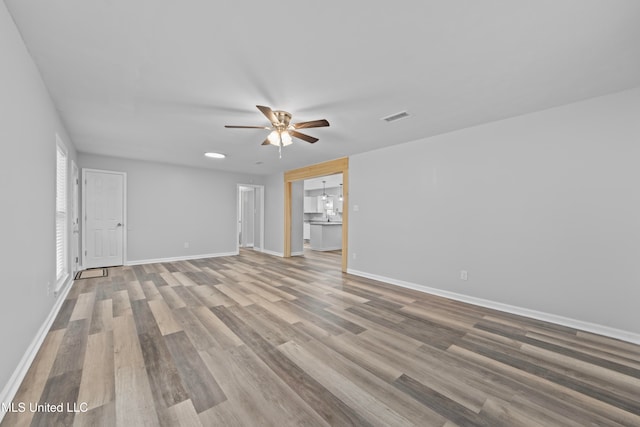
[116,223,123,227]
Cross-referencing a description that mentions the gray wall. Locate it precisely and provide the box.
[349,87,640,335]
[263,173,284,255]
[291,181,304,254]
[0,2,77,395]
[79,154,264,262]
[262,177,304,256]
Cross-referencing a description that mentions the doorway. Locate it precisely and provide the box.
[237,184,265,253]
[82,168,126,268]
[284,157,349,272]
[303,174,343,253]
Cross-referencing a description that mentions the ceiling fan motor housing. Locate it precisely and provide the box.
[274,110,292,127]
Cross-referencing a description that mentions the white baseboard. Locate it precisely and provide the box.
[261,249,284,258]
[347,269,640,345]
[253,249,304,257]
[311,245,342,252]
[0,277,74,423]
[126,251,238,266]
[249,249,303,258]
[245,247,268,254]
[311,246,342,252]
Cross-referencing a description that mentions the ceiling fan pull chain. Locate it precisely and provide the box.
[279,142,282,159]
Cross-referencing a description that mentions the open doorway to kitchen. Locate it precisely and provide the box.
[302,174,343,259]
[284,157,349,272]
[237,184,265,254]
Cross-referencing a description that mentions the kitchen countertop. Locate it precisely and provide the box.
[310,222,342,225]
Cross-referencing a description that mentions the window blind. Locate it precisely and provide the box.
[56,142,68,283]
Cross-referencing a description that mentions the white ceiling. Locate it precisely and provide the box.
[5,1,640,175]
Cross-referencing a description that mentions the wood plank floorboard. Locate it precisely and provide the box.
[3,248,640,426]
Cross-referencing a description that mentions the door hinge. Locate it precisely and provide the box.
[84,250,87,256]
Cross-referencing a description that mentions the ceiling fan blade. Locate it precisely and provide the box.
[293,119,330,129]
[261,139,271,145]
[256,105,278,124]
[224,125,271,129]
[290,130,319,143]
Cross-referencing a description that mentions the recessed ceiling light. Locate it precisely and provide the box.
[204,152,226,159]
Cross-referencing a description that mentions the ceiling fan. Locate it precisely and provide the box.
[225,105,330,158]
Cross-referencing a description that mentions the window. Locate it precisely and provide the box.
[56,136,68,286]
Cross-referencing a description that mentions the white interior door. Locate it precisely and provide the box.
[237,184,264,252]
[83,169,125,268]
[240,187,255,247]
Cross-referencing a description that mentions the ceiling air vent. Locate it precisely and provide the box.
[381,111,410,123]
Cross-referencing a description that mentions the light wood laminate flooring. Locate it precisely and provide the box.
[2,249,640,426]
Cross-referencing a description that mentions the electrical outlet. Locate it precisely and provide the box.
[460,270,468,281]
[184,242,190,249]
[352,252,357,260]
[46,281,51,296]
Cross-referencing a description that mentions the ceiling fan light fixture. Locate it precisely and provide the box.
[281,131,293,146]
[267,130,279,145]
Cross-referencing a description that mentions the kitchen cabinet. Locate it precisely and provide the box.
[304,196,325,213]
[303,196,314,213]
[303,222,311,240]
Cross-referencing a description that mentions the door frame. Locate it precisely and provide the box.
[284,157,349,271]
[81,168,127,267]
[237,184,265,254]
[71,160,80,273]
